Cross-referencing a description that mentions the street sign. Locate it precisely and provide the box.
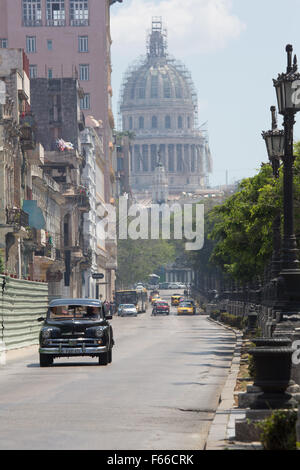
[92,273,104,280]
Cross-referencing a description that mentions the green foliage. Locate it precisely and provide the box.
[256,410,298,450]
[209,310,220,320]
[116,238,175,288]
[208,163,281,282]
[248,354,256,379]
[0,254,3,273]
[219,312,244,329]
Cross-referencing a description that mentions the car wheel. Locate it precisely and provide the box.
[98,352,108,366]
[39,353,53,367]
[107,349,112,364]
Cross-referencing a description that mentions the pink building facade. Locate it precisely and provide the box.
[0,0,121,123]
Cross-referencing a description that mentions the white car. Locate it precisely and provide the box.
[117,304,125,316]
[120,304,138,317]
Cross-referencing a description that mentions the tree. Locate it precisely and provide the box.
[116,238,175,287]
[207,163,280,282]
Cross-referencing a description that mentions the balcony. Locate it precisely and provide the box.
[22,19,43,27]
[61,184,90,212]
[45,149,81,169]
[19,114,36,150]
[35,244,54,259]
[6,208,29,229]
[46,19,66,27]
[70,19,89,27]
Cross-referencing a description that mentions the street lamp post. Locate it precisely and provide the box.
[272,44,300,319]
[262,106,284,278]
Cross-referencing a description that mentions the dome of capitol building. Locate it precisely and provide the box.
[119,17,212,195]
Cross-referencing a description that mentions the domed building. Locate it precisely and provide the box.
[119,17,212,195]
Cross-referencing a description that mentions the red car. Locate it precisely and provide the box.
[152,301,170,316]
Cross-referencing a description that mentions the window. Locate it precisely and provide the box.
[79,64,89,81]
[165,115,171,129]
[47,39,53,50]
[178,116,183,129]
[0,39,8,48]
[129,116,133,130]
[163,76,171,98]
[80,93,90,110]
[150,74,158,98]
[22,0,42,26]
[78,35,88,52]
[29,65,37,78]
[46,0,65,26]
[48,68,53,79]
[138,116,144,130]
[26,36,36,53]
[49,94,62,122]
[187,116,191,129]
[70,0,89,26]
[151,116,157,129]
[137,75,146,99]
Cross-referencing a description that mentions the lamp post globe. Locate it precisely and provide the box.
[273,45,300,115]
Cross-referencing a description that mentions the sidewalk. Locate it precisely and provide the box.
[204,319,262,450]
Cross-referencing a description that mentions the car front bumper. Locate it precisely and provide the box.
[39,342,109,356]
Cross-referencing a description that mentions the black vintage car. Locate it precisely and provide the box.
[38,298,114,367]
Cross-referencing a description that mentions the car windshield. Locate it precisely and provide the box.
[179,302,192,307]
[49,305,102,320]
[157,302,168,306]
[123,304,135,309]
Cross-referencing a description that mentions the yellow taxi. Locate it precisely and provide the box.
[177,301,194,315]
[171,294,181,306]
[151,295,161,305]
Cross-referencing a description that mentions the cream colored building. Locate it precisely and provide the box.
[119,17,212,196]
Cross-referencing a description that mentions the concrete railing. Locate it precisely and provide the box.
[0,275,48,351]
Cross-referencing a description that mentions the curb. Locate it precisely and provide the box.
[204,317,243,450]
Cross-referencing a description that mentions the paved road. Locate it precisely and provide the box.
[0,290,236,450]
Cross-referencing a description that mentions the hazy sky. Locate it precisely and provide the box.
[110,0,300,187]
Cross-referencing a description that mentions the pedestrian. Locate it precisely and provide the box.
[103,299,109,315]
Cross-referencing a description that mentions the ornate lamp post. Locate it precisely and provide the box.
[262,106,284,278]
[272,44,300,317]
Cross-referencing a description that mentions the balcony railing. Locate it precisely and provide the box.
[19,114,36,150]
[46,19,66,27]
[35,244,53,259]
[70,19,89,26]
[22,19,43,27]
[6,208,29,228]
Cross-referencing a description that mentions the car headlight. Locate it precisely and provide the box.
[42,328,52,339]
[95,328,104,338]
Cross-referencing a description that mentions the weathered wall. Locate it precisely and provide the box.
[0,275,48,351]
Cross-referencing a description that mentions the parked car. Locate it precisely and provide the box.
[152,301,170,315]
[177,301,195,315]
[159,282,170,289]
[177,283,186,289]
[119,304,138,317]
[38,298,114,367]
